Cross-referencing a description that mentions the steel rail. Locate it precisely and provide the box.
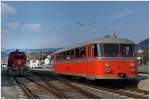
[31,70,148,99]
[70,81,148,99]
[13,77,40,99]
[58,77,102,99]
[37,75,67,98]
[24,76,66,98]
[34,72,101,99]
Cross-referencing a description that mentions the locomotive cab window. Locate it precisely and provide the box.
[104,44,119,57]
[14,54,26,59]
[120,44,134,57]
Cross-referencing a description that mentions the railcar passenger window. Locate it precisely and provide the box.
[70,49,75,59]
[56,55,60,61]
[62,52,65,59]
[94,44,102,57]
[51,56,54,61]
[75,48,80,58]
[80,46,86,58]
[64,52,67,60]
[104,44,119,57]
[66,51,71,60]
[59,53,62,60]
[94,44,98,57]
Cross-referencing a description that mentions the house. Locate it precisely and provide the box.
[44,58,49,66]
[29,59,40,68]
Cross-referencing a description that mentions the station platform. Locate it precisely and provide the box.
[29,68,54,72]
[136,74,149,91]
[1,70,26,99]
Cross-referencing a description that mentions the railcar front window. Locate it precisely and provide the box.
[94,44,102,57]
[120,44,134,57]
[104,44,119,57]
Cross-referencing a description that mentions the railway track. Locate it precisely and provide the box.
[68,78,149,99]
[13,70,149,99]
[13,77,40,99]
[73,79,148,99]
[31,71,149,99]
[71,82,149,99]
[12,74,101,99]
[13,76,64,99]
[34,73,101,99]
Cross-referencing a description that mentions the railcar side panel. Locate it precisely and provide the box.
[54,60,88,75]
[54,58,137,79]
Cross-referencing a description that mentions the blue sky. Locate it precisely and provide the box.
[1,1,149,49]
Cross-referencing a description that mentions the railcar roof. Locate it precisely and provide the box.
[53,37,135,54]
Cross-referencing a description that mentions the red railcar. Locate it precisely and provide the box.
[7,49,29,75]
[51,35,137,80]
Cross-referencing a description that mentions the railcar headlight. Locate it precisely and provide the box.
[131,68,136,72]
[104,63,112,73]
[130,63,135,67]
[105,63,110,68]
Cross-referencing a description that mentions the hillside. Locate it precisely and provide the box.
[1,48,62,60]
[138,38,149,49]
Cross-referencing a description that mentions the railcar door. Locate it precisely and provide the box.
[86,44,94,79]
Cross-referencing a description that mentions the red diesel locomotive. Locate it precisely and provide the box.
[7,49,29,75]
[51,35,137,80]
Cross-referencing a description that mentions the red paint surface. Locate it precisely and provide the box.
[54,58,137,78]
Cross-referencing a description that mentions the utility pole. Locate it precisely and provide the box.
[42,48,44,69]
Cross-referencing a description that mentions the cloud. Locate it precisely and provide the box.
[7,22,42,32]
[1,29,10,36]
[1,3,16,14]
[33,35,64,48]
[1,29,10,48]
[108,10,134,21]
[22,23,42,32]
[8,22,20,29]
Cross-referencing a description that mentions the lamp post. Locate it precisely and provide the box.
[40,48,43,69]
[42,48,45,69]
